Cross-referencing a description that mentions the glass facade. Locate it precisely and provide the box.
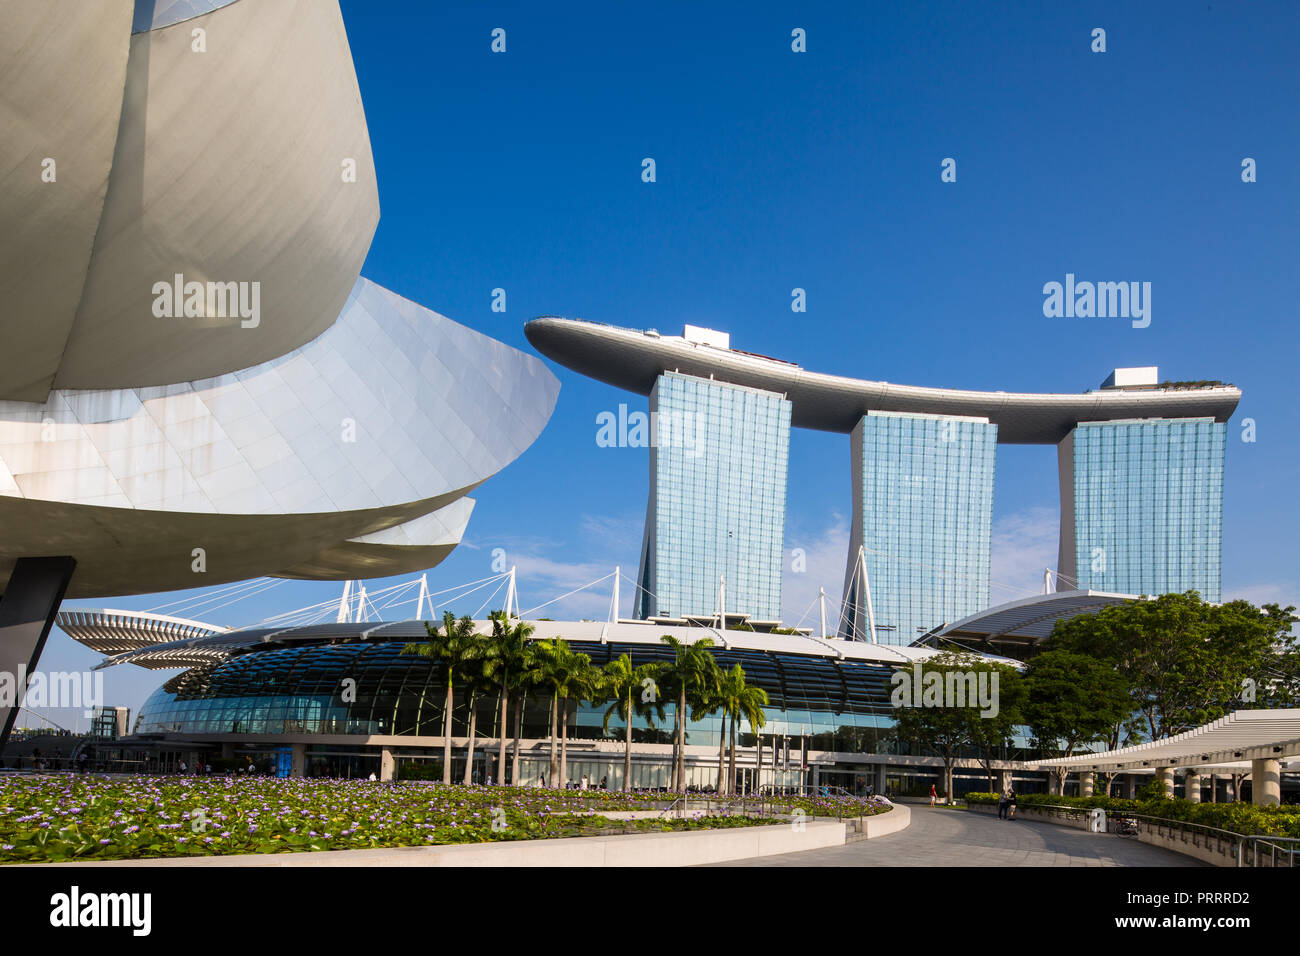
[842,411,997,644]
[636,372,791,621]
[135,638,912,757]
[1061,418,1224,600]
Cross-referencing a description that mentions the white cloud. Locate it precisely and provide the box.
[1223,582,1300,611]
[782,514,850,631]
[475,511,643,621]
[990,505,1060,600]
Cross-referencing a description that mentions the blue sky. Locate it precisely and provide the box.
[30,0,1300,729]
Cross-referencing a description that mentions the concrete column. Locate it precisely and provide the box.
[996,769,1012,795]
[1155,767,1174,797]
[1209,773,1218,803]
[873,764,887,796]
[220,743,234,759]
[1079,771,1095,797]
[1183,769,1201,803]
[0,556,77,746]
[1124,774,1136,799]
[380,747,395,782]
[1251,759,1281,807]
[290,743,306,778]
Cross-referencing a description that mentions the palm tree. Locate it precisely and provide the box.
[403,611,481,785]
[559,655,601,787]
[483,612,535,786]
[724,665,768,795]
[602,655,666,792]
[695,679,729,794]
[659,635,720,791]
[461,661,496,785]
[525,638,583,787]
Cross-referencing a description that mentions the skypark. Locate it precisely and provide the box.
[524,317,1239,443]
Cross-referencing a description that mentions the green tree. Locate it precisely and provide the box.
[561,657,603,786]
[1044,592,1296,739]
[890,652,996,802]
[482,612,536,786]
[460,657,494,784]
[524,638,574,786]
[961,660,1026,793]
[719,664,768,795]
[1022,649,1129,794]
[402,611,482,785]
[602,654,666,792]
[659,636,720,791]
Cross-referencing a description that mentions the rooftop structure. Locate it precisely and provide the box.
[524,318,1240,444]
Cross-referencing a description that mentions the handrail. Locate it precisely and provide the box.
[994,801,1297,868]
[660,793,775,819]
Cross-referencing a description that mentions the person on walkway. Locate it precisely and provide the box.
[997,788,1009,820]
[1007,788,1017,820]
[929,783,937,807]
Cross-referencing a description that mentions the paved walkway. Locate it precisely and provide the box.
[714,806,1206,867]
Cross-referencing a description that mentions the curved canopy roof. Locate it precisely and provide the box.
[524,318,1241,444]
[89,616,1019,671]
[57,608,229,656]
[922,589,1146,649]
[1028,709,1300,771]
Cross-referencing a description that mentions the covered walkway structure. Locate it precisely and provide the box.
[1027,709,1300,806]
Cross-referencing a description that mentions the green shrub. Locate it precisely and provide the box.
[978,792,1300,837]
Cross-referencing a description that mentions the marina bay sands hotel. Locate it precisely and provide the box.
[525,319,1241,644]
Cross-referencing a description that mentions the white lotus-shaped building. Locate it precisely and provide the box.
[0,0,558,738]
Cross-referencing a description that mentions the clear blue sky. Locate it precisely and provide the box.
[31,0,1300,729]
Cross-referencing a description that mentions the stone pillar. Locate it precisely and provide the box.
[290,743,306,778]
[1124,773,1136,799]
[1183,769,1201,803]
[1079,771,1095,797]
[873,764,887,796]
[1045,772,1059,795]
[380,747,395,782]
[1155,767,1174,797]
[1251,759,1281,807]
[996,769,1012,795]
[1209,773,1218,803]
[220,742,234,759]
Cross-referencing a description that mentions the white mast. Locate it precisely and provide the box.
[858,546,877,645]
[611,566,620,624]
[819,587,827,640]
[416,573,429,620]
[505,566,518,619]
[336,580,353,623]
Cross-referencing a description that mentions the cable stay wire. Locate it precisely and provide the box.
[518,571,616,618]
